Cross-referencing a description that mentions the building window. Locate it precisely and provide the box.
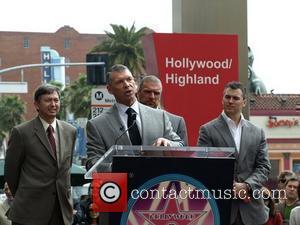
[64,38,70,49]
[268,159,280,188]
[23,37,29,48]
[293,159,300,177]
[65,57,70,68]
[65,75,70,85]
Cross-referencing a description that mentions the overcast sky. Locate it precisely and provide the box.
[1,0,299,94]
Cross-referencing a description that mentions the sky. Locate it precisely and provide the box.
[1,0,299,94]
[248,0,300,94]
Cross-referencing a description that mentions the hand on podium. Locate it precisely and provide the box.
[153,137,171,146]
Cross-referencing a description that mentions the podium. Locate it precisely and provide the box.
[85,146,235,225]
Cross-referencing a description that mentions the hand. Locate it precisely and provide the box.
[153,138,171,146]
[233,182,251,202]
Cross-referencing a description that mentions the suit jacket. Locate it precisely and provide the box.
[165,111,188,146]
[197,115,271,225]
[4,117,76,225]
[86,103,184,169]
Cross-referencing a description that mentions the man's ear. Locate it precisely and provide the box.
[107,84,112,94]
[34,101,39,112]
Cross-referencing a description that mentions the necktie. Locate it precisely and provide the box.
[126,108,142,145]
[47,125,57,159]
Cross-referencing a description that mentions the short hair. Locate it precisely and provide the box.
[284,175,299,187]
[278,170,295,183]
[106,64,130,84]
[34,84,60,102]
[224,81,246,99]
[139,75,162,91]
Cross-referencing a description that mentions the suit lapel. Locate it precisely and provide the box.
[57,120,65,167]
[34,117,56,160]
[139,104,149,144]
[110,105,131,144]
[214,116,238,158]
[238,122,250,163]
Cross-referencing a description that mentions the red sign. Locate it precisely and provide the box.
[92,173,127,212]
[143,33,239,145]
[267,116,300,128]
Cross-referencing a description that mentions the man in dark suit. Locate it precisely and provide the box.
[137,75,188,145]
[86,64,183,169]
[197,81,271,225]
[5,85,77,225]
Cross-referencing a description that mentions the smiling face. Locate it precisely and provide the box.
[34,91,60,123]
[107,69,137,106]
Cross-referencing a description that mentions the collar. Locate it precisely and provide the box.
[221,111,247,127]
[39,116,57,132]
[116,100,140,115]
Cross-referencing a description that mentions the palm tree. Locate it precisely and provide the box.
[63,74,94,119]
[0,95,25,139]
[92,23,148,80]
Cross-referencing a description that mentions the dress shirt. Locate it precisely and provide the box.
[39,117,59,160]
[115,101,142,136]
[221,111,247,153]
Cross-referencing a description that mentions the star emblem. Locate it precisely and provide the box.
[137,184,207,225]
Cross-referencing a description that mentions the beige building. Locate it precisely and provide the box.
[250,94,300,184]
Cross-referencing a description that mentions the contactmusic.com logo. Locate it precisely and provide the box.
[92,173,128,212]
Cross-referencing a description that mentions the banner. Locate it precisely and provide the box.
[143,33,239,145]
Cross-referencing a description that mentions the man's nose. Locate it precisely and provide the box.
[149,92,155,98]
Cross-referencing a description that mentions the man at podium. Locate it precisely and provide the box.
[197,81,271,225]
[86,64,183,170]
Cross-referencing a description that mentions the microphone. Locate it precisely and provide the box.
[114,113,137,145]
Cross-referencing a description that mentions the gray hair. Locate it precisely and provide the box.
[139,75,162,91]
[106,64,130,84]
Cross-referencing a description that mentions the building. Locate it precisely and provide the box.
[250,94,300,184]
[0,25,106,120]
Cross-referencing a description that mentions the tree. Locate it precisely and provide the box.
[92,23,148,80]
[63,74,94,119]
[0,95,25,139]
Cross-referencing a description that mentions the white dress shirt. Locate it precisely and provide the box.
[115,101,142,137]
[221,111,246,153]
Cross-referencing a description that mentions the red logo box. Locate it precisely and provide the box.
[92,173,127,212]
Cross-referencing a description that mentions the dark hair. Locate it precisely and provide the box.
[277,170,295,183]
[34,84,60,102]
[284,175,299,187]
[106,64,130,84]
[263,190,276,217]
[224,81,246,99]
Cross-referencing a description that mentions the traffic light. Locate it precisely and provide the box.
[86,53,108,85]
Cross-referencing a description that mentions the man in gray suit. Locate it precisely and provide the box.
[197,81,271,225]
[86,64,183,169]
[137,75,188,145]
[5,85,77,225]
